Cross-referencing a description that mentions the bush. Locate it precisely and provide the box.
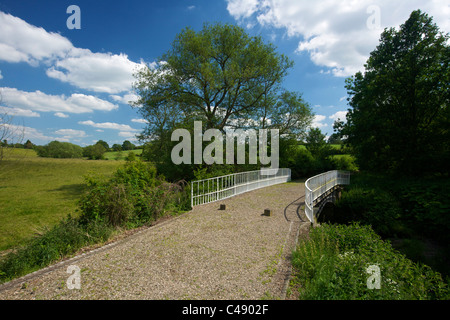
[291,223,449,300]
[83,144,107,160]
[35,141,83,159]
[78,161,191,227]
[0,216,113,283]
[331,155,358,172]
[333,187,402,237]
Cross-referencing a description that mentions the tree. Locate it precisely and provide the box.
[83,144,107,160]
[306,128,333,157]
[122,140,135,151]
[35,141,83,159]
[112,144,122,152]
[340,10,449,175]
[95,140,109,151]
[132,23,314,179]
[133,22,294,135]
[24,140,34,149]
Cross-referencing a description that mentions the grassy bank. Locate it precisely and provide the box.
[0,149,125,251]
[0,155,190,284]
[289,223,449,300]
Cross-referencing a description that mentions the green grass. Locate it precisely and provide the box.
[0,149,125,251]
[103,149,142,161]
[290,223,449,300]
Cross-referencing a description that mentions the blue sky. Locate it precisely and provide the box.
[0,0,448,147]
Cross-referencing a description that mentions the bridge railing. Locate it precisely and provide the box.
[191,168,291,207]
[305,170,350,223]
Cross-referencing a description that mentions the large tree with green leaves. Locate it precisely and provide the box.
[133,23,296,134]
[340,10,449,175]
[133,22,313,179]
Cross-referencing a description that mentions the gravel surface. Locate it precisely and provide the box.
[0,181,308,300]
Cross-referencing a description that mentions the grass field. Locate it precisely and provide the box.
[0,149,125,251]
[103,149,142,161]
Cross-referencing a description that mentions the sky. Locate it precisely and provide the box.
[0,0,449,147]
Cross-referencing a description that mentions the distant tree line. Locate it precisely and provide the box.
[34,140,140,160]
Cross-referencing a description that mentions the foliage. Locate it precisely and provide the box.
[83,143,107,160]
[0,216,113,283]
[291,223,449,300]
[78,161,190,227]
[334,187,402,237]
[339,10,450,176]
[0,159,190,284]
[35,141,83,159]
[122,140,135,151]
[133,22,313,180]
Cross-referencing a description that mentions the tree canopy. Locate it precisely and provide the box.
[339,10,449,176]
[133,22,311,136]
[132,22,313,180]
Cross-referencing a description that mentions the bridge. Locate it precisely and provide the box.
[191,169,350,224]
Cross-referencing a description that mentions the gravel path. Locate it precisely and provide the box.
[0,181,308,300]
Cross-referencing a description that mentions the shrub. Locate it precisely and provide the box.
[78,161,191,228]
[333,187,402,237]
[83,144,107,160]
[0,216,113,283]
[291,223,449,300]
[35,141,83,159]
[331,155,358,172]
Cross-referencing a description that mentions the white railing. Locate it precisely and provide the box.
[191,168,291,207]
[305,170,350,223]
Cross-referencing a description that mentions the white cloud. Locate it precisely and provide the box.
[0,106,40,117]
[226,0,450,77]
[0,12,73,66]
[110,92,140,105]
[226,0,259,19]
[311,114,328,129]
[131,118,149,124]
[0,87,118,114]
[47,50,145,94]
[329,111,348,122]
[78,120,139,132]
[0,70,3,80]
[0,11,146,93]
[54,129,87,138]
[54,112,69,118]
[4,123,55,143]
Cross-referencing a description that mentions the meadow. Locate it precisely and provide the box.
[0,149,125,251]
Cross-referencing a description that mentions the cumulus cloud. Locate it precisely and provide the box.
[131,118,149,124]
[226,0,450,77]
[0,87,118,114]
[54,112,69,118]
[0,11,146,93]
[54,129,87,138]
[110,92,140,105]
[47,50,145,94]
[311,115,328,129]
[0,11,73,66]
[78,120,139,132]
[0,106,40,117]
[4,123,55,143]
[329,111,348,122]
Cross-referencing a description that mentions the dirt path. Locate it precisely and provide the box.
[0,181,308,300]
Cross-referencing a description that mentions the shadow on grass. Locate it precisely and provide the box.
[50,183,87,199]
